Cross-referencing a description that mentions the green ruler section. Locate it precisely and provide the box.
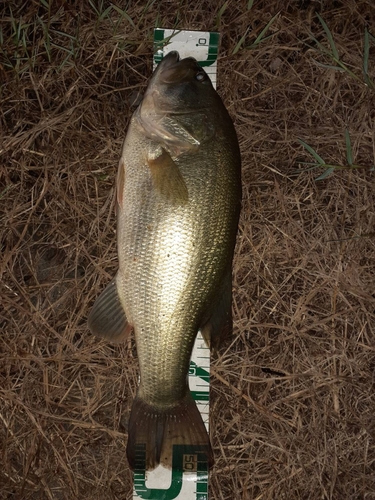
[132,29,220,500]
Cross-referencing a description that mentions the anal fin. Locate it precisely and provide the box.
[88,277,131,343]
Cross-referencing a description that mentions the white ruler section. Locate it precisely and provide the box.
[132,30,219,500]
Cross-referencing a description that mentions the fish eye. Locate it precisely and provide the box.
[195,71,206,82]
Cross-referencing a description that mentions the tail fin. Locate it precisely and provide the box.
[126,391,213,470]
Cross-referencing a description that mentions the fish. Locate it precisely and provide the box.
[88,50,241,470]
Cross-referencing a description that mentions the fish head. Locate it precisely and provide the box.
[137,51,218,153]
[149,51,214,110]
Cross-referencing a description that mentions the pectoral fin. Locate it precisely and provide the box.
[147,148,188,205]
[88,277,132,343]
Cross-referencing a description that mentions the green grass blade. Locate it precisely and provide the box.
[364,74,374,88]
[0,184,16,200]
[215,1,228,28]
[308,35,332,57]
[50,42,73,55]
[312,59,344,71]
[257,33,277,44]
[363,28,375,89]
[37,16,51,62]
[154,31,182,53]
[292,163,327,175]
[88,0,99,17]
[111,5,135,28]
[51,29,77,41]
[250,12,279,48]
[345,129,353,166]
[298,139,326,165]
[337,60,362,82]
[247,0,254,9]
[316,167,335,180]
[232,27,250,55]
[310,28,361,81]
[364,28,370,74]
[138,0,157,24]
[141,0,157,16]
[99,5,112,21]
[316,13,339,60]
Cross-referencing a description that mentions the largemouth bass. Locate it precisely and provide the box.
[88,51,241,470]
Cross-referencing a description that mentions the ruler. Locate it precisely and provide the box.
[132,29,220,500]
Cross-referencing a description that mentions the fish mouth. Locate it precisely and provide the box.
[156,51,200,84]
[159,50,181,68]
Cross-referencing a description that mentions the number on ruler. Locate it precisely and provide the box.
[183,454,198,472]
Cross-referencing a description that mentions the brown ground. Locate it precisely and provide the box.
[1,1,375,499]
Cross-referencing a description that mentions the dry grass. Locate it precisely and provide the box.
[1,1,375,499]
